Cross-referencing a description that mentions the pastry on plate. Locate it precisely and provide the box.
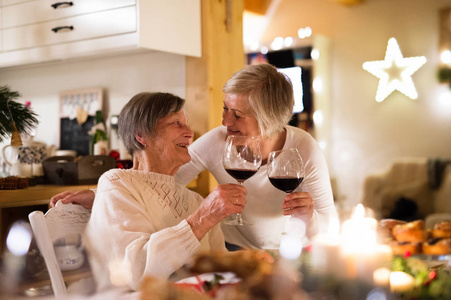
[377,219,406,243]
[430,222,451,239]
[422,238,451,255]
[390,241,422,256]
[392,220,426,242]
[434,222,451,231]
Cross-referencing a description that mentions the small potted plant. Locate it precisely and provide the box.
[0,85,38,145]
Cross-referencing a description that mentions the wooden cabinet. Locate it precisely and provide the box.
[0,185,96,253]
[0,0,201,68]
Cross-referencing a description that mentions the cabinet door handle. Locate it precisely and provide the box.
[51,2,73,9]
[51,26,74,33]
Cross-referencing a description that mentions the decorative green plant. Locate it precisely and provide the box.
[391,255,451,299]
[0,85,39,144]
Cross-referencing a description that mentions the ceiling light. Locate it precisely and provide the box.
[250,40,259,52]
[271,37,284,50]
[284,37,294,47]
[311,48,320,60]
[313,77,323,93]
[313,110,324,126]
[298,26,313,39]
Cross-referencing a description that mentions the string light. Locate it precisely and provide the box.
[439,90,451,107]
[311,48,320,61]
[298,26,312,39]
[313,77,323,93]
[271,37,284,51]
[284,37,294,48]
[249,40,259,52]
[245,26,313,54]
[440,50,451,64]
[313,110,324,126]
[363,38,427,102]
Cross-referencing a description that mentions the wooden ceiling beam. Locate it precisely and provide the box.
[332,0,364,5]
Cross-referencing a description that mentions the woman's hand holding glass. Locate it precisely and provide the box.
[267,149,314,226]
[223,135,262,225]
[188,183,247,238]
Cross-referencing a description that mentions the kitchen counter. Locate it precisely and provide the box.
[0,184,97,208]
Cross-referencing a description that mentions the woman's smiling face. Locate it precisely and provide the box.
[222,93,260,138]
[145,110,193,174]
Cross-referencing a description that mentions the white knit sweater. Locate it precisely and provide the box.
[84,169,226,291]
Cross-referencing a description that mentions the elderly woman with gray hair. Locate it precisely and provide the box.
[83,92,246,291]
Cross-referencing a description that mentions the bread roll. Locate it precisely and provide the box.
[434,222,451,231]
[422,238,451,255]
[390,241,421,256]
[377,219,407,243]
[392,220,426,242]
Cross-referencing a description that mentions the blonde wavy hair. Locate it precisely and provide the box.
[222,64,294,139]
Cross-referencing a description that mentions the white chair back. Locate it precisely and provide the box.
[28,202,91,298]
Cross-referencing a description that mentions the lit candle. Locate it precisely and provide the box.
[339,204,381,281]
[390,271,415,293]
[312,205,393,282]
[373,267,391,287]
[311,217,345,278]
[2,221,32,296]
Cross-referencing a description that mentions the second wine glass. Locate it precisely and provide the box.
[223,135,262,226]
[267,148,305,234]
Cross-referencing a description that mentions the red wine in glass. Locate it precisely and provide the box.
[225,169,258,182]
[268,177,304,193]
[267,148,305,234]
[223,135,262,226]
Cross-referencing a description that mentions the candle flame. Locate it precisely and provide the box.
[352,204,365,220]
[341,204,378,254]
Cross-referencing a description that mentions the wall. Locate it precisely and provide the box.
[0,51,186,154]
[260,0,451,209]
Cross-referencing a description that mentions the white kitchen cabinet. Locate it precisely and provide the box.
[2,0,135,28]
[0,0,201,68]
[3,6,136,51]
[1,0,37,6]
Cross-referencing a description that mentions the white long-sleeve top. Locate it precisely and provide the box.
[175,125,337,249]
[84,169,226,291]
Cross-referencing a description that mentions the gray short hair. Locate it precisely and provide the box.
[118,92,185,156]
[222,64,294,139]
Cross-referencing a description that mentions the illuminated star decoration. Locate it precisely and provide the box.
[363,38,427,102]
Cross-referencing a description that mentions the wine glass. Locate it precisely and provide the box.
[267,148,305,234]
[223,135,262,225]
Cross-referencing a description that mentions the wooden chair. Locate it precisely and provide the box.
[28,201,93,297]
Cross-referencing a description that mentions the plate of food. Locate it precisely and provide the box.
[175,272,240,297]
[377,219,451,258]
